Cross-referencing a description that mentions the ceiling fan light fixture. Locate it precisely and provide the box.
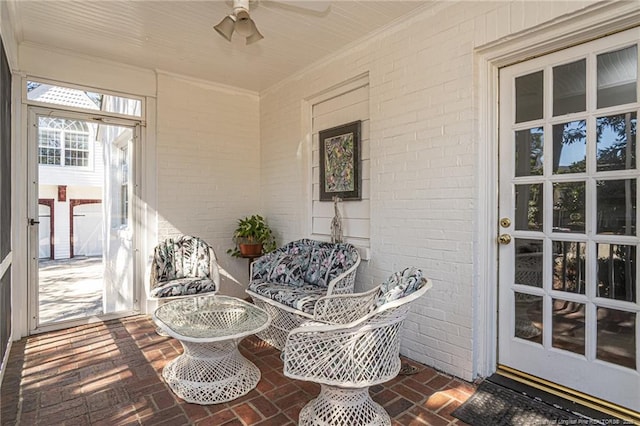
[246,21,264,45]
[214,15,236,42]
[234,12,253,36]
[213,0,264,44]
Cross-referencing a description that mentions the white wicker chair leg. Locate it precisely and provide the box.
[299,385,391,426]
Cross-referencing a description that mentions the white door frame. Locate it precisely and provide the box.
[475,2,640,379]
[11,74,157,340]
[26,106,142,333]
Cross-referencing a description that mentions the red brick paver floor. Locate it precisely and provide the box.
[1,315,474,425]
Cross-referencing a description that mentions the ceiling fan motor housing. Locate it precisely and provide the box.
[233,0,251,17]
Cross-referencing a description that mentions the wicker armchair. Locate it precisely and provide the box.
[283,267,432,426]
[246,239,361,350]
[148,235,220,301]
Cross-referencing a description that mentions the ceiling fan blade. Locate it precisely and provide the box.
[261,0,331,15]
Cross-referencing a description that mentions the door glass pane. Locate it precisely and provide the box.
[553,59,586,116]
[553,181,585,233]
[552,241,585,294]
[516,71,543,123]
[515,184,543,231]
[597,45,638,109]
[596,112,637,171]
[515,239,543,287]
[552,299,585,355]
[596,179,636,235]
[515,292,542,342]
[596,243,636,302]
[597,307,636,369]
[553,120,586,174]
[515,128,544,176]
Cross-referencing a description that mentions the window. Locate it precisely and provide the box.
[27,80,142,118]
[38,117,91,168]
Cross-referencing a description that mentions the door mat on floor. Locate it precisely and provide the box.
[452,380,586,425]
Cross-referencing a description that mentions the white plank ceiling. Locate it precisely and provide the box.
[9,0,430,92]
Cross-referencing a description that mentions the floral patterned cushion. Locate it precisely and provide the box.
[150,277,217,298]
[303,240,359,288]
[248,281,328,314]
[150,235,218,298]
[248,239,360,312]
[376,267,425,307]
[267,253,311,286]
[251,239,358,288]
[250,240,308,282]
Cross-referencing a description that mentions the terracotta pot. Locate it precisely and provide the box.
[239,243,263,257]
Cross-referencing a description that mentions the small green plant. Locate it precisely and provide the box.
[227,214,277,257]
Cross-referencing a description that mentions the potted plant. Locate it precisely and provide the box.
[227,214,277,257]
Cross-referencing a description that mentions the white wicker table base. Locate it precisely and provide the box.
[299,385,391,426]
[162,340,261,405]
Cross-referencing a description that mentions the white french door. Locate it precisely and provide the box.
[498,28,640,412]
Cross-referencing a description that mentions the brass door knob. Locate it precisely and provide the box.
[498,234,512,245]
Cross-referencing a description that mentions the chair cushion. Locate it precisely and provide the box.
[250,239,359,289]
[248,281,327,314]
[150,277,217,299]
[153,236,212,283]
[303,240,359,288]
[267,253,310,286]
[376,267,424,306]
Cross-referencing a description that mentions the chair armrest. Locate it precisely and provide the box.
[312,286,380,324]
[325,254,361,295]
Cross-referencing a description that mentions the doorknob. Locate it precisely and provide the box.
[498,234,512,245]
[500,217,511,228]
[29,218,40,226]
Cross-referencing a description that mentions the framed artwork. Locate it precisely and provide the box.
[319,120,361,201]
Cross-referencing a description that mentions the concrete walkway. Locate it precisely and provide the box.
[38,256,103,324]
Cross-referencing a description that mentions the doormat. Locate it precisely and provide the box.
[452,380,586,425]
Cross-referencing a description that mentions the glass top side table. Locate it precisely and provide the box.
[153,295,271,404]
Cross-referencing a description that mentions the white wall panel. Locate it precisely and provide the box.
[310,82,370,247]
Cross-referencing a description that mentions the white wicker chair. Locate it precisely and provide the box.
[148,235,220,301]
[283,268,432,426]
[148,235,221,335]
[247,239,361,350]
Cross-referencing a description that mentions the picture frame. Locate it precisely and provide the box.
[319,120,361,201]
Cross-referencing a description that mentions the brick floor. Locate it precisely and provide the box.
[1,315,474,425]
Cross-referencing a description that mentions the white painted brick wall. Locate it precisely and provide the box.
[260,1,599,381]
[156,74,260,298]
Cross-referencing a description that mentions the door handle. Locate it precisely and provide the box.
[500,217,511,228]
[498,234,512,245]
[29,218,40,226]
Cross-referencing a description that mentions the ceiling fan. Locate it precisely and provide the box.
[214,0,330,45]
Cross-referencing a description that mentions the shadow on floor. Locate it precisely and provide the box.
[0,315,474,425]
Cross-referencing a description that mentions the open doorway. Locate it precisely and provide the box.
[27,81,143,331]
